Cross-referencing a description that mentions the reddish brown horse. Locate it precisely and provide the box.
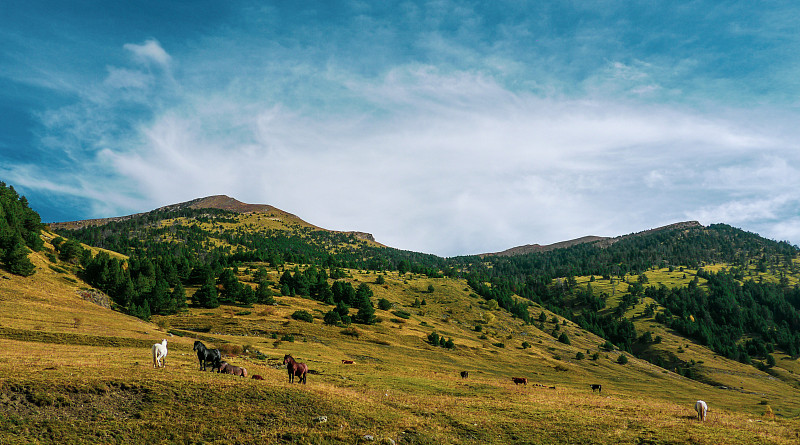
[284,354,308,384]
[512,377,527,386]
[219,361,248,378]
[341,359,355,364]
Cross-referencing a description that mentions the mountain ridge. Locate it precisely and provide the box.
[48,194,378,243]
[484,221,704,257]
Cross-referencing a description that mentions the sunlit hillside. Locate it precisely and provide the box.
[2,242,800,443]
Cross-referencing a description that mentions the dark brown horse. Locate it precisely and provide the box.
[460,371,469,379]
[219,361,248,378]
[512,377,527,386]
[284,354,308,384]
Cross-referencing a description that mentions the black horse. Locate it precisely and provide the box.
[193,340,222,372]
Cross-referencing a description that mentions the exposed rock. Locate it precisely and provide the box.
[78,289,111,309]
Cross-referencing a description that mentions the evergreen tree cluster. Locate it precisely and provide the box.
[0,182,43,276]
[650,270,800,361]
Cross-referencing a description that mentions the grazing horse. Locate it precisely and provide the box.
[283,354,308,384]
[219,361,248,378]
[591,384,602,393]
[695,400,708,421]
[341,359,355,364]
[152,339,168,368]
[512,377,527,386]
[460,371,469,379]
[193,340,222,372]
[251,375,264,380]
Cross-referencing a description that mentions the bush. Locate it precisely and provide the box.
[375,275,385,285]
[617,354,629,365]
[521,341,531,349]
[323,310,341,326]
[378,298,392,310]
[576,352,585,360]
[558,333,570,345]
[291,310,314,323]
[341,327,360,337]
[392,310,411,319]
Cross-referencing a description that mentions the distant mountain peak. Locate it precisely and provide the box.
[486,221,704,257]
[155,195,279,214]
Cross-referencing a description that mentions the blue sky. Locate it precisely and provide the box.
[2,1,800,256]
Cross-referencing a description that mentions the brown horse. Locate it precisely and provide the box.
[341,359,355,364]
[251,374,264,380]
[219,361,248,378]
[512,377,527,386]
[460,371,469,379]
[284,354,308,384]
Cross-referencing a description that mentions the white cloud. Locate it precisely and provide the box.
[123,39,171,68]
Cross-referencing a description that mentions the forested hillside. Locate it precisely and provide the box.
[0,182,43,276]
[52,195,800,379]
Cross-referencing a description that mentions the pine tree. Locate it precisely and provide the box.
[4,241,35,276]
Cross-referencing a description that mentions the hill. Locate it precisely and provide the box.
[3,238,800,443]
[2,189,800,442]
[49,194,378,243]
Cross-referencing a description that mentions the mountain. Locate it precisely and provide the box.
[484,221,703,257]
[49,194,378,243]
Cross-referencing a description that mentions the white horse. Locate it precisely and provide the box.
[152,339,168,368]
[695,400,708,421]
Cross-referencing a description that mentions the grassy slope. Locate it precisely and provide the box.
[1,242,800,444]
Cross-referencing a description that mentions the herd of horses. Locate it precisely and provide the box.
[151,339,309,384]
[154,339,710,421]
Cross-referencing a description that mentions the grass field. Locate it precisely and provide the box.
[1,249,800,443]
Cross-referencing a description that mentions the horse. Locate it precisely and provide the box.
[284,354,308,384]
[152,339,168,368]
[460,371,469,379]
[219,361,248,378]
[193,340,222,372]
[591,384,602,393]
[512,377,527,386]
[341,359,355,364]
[251,375,264,380]
[695,400,708,421]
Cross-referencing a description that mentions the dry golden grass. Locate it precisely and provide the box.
[1,252,800,443]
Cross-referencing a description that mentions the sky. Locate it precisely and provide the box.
[2,1,800,257]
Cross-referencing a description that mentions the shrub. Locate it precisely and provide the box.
[291,310,314,323]
[375,275,385,285]
[392,310,411,319]
[280,334,295,342]
[493,342,505,348]
[558,333,570,345]
[218,343,243,355]
[323,310,341,326]
[521,341,531,349]
[341,327,360,337]
[576,352,585,360]
[378,298,392,310]
[617,354,629,365]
